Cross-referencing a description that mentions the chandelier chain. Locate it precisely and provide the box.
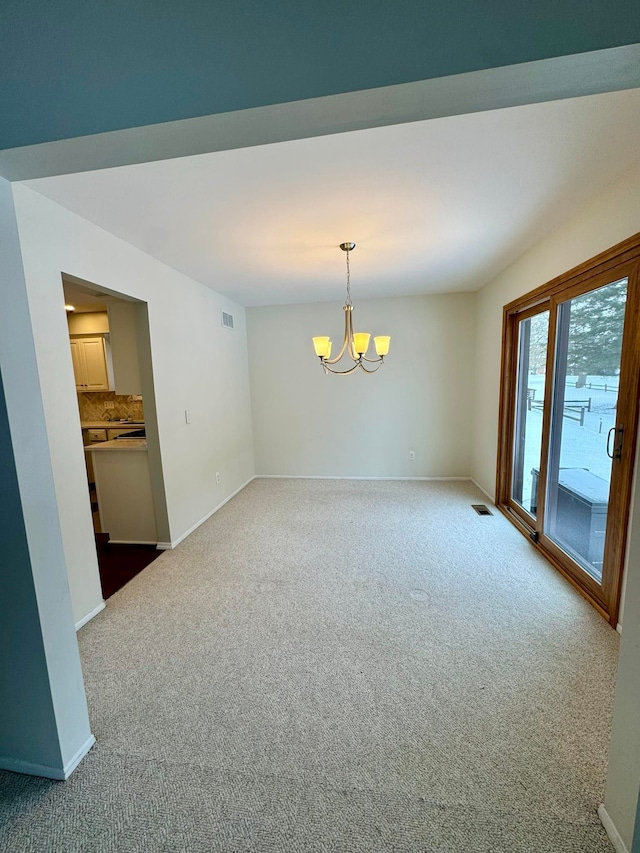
[345,247,352,306]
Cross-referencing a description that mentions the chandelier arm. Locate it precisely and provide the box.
[348,305,356,358]
[322,361,362,376]
[358,361,384,374]
[322,305,354,365]
[361,354,383,364]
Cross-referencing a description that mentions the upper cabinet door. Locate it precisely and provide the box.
[81,338,110,391]
[70,337,111,392]
[69,339,86,390]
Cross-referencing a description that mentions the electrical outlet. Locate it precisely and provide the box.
[104,401,115,409]
[409,450,416,461]
[215,472,221,484]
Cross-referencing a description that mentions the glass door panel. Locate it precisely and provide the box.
[544,278,628,582]
[511,310,549,516]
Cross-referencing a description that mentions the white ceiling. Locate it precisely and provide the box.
[26,89,640,307]
[62,280,108,313]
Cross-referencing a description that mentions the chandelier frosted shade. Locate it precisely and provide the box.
[313,337,330,357]
[353,332,370,355]
[312,242,391,376]
[374,336,390,356]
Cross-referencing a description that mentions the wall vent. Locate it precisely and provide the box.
[221,311,234,329]
[471,504,493,516]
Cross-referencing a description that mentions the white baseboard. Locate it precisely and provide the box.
[167,475,256,549]
[616,623,622,635]
[598,804,630,853]
[0,735,95,781]
[255,475,472,481]
[63,735,96,778]
[470,478,496,504]
[107,539,158,546]
[75,601,105,631]
[156,542,173,550]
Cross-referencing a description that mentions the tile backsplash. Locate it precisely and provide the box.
[77,391,144,423]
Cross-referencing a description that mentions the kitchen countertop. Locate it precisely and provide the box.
[87,439,148,452]
[81,421,145,429]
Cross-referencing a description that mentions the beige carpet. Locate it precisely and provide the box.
[0,479,619,851]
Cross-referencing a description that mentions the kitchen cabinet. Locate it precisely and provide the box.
[88,440,157,544]
[70,336,112,391]
[82,428,109,484]
[106,427,139,440]
[107,302,143,395]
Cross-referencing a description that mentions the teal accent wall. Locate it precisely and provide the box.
[0,371,62,769]
[2,0,640,149]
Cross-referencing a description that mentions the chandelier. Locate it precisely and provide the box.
[312,242,391,375]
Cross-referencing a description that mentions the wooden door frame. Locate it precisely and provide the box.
[495,232,640,626]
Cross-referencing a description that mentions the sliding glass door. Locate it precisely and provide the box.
[544,278,626,582]
[497,238,640,625]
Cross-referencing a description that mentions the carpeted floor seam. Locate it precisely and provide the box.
[85,742,605,828]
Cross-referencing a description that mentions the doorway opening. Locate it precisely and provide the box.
[63,274,170,599]
[496,233,640,625]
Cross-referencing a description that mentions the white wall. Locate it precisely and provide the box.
[12,184,255,626]
[247,293,475,477]
[471,159,640,851]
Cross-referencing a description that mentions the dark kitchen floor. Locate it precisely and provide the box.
[95,533,161,599]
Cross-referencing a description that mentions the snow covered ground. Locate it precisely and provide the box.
[516,373,618,511]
